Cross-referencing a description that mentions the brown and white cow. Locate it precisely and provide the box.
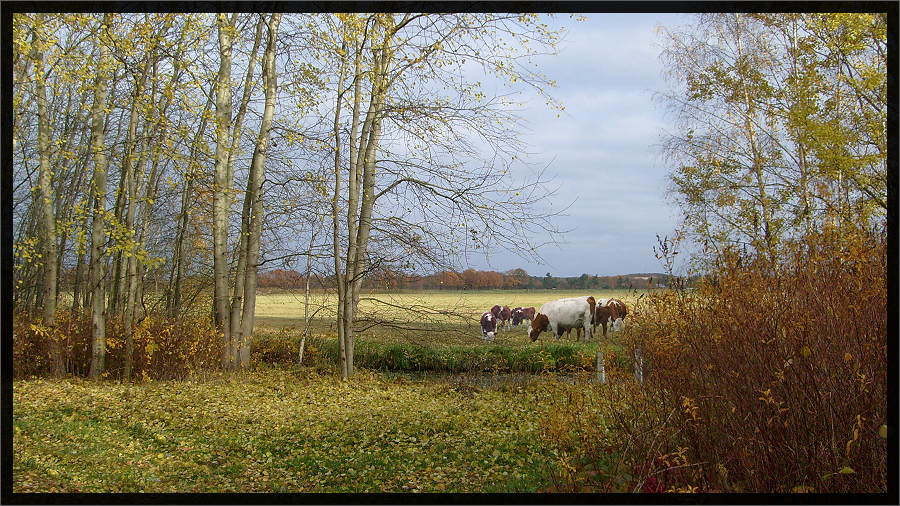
[529,296,595,342]
[499,306,512,330]
[522,306,536,322]
[490,305,502,321]
[480,311,498,340]
[591,298,627,336]
[606,298,627,331]
[511,307,525,327]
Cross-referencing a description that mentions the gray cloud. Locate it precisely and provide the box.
[461,13,687,276]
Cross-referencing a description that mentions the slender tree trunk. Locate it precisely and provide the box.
[341,44,378,380]
[135,57,177,318]
[88,14,113,379]
[32,15,62,376]
[169,175,193,318]
[228,16,265,355]
[734,15,776,261]
[299,229,316,366]
[343,21,393,377]
[238,13,281,368]
[167,96,212,318]
[338,32,367,380]
[213,13,236,368]
[51,92,87,307]
[331,35,352,380]
[72,200,89,312]
[787,19,813,233]
[122,57,157,380]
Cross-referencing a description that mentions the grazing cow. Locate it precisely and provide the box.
[499,306,512,330]
[562,296,599,341]
[517,306,536,325]
[592,304,616,338]
[529,296,595,342]
[511,307,525,327]
[480,311,498,340]
[606,298,628,331]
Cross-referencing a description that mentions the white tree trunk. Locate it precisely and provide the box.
[237,13,281,368]
[229,16,265,348]
[31,15,61,375]
[213,13,236,368]
[88,14,113,379]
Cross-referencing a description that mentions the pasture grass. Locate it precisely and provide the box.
[253,288,643,345]
[250,289,641,375]
[13,366,611,493]
[253,289,641,326]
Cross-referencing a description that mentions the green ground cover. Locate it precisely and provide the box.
[14,289,644,493]
[13,366,610,493]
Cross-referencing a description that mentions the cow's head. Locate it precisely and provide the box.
[529,314,550,341]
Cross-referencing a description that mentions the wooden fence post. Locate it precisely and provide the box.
[595,351,606,384]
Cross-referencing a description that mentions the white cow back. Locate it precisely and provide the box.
[538,297,593,338]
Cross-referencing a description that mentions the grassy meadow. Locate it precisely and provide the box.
[14,289,646,493]
[253,288,642,345]
[14,367,580,493]
[14,271,887,493]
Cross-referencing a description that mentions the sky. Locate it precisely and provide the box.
[463,13,692,277]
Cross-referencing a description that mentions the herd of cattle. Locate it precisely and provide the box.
[479,296,627,342]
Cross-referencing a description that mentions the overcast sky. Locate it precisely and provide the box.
[463,13,691,277]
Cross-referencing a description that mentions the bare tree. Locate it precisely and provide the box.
[323,13,567,378]
[234,13,283,367]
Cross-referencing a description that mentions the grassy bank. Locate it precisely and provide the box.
[254,332,632,374]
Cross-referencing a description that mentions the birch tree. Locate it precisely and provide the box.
[659,13,887,258]
[88,14,114,378]
[325,13,567,378]
[233,13,283,367]
[30,13,63,375]
[212,12,238,367]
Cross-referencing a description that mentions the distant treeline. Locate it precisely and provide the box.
[257,268,688,291]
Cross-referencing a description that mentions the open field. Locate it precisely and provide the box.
[253,289,645,346]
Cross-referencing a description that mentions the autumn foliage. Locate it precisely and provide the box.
[13,311,221,381]
[621,225,888,492]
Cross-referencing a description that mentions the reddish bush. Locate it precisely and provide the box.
[628,226,887,492]
[13,310,222,381]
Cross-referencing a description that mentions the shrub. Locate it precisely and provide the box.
[13,311,222,381]
[620,227,887,492]
[249,333,622,376]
